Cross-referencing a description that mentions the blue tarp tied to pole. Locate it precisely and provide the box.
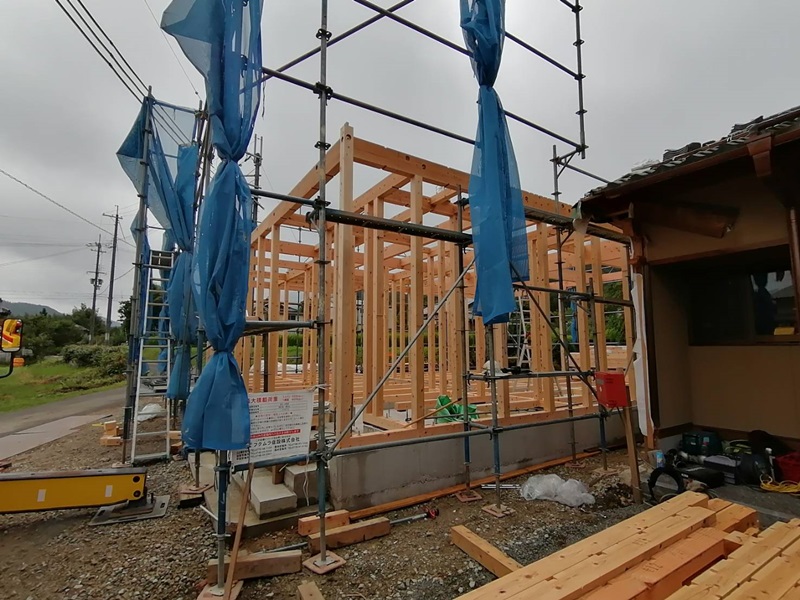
[117,99,199,379]
[162,0,262,450]
[460,0,529,325]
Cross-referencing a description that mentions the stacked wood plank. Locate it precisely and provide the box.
[456,492,800,600]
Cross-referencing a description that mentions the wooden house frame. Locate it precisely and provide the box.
[239,123,635,450]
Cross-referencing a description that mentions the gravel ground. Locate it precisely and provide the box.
[0,417,642,600]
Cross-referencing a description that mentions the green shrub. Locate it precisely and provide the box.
[62,345,127,377]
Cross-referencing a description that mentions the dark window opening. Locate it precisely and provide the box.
[685,246,797,345]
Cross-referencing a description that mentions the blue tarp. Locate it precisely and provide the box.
[163,0,262,450]
[460,0,529,325]
[118,98,199,383]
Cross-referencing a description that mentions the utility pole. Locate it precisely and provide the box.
[103,206,122,344]
[87,235,106,344]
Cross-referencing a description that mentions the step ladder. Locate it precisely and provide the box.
[507,294,532,369]
[130,249,174,465]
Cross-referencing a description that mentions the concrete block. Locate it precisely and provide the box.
[248,470,298,518]
[285,463,318,504]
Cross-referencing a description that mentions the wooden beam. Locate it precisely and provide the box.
[334,124,356,438]
[591,236,607,372]
[307,517,391,553]
[297,510,351,536]
[451,525,523,578]
[267,225,281,392]
[410,176,425,428]
[207,551,302,584]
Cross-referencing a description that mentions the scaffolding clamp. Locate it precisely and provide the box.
[313,81,334,101]
[316,27,332,41]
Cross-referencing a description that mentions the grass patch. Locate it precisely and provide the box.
[0,358,125,413]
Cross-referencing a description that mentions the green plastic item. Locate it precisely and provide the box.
[433,395,477,423]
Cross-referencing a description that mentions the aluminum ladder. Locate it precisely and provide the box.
[130,249,174,464]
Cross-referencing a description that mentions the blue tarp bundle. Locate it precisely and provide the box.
[117,99,199,380]
[460,0,529,325]
[163,0,263,450]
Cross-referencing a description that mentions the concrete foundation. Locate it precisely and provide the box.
[285,463,318,505]
[329,413,632,510]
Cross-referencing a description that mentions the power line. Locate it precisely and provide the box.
[52,0,189,146]
[0,247,84,268]
[0,168,135,247]
[141,0,201,98]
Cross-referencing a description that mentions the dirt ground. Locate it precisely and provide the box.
[0,416,641,600]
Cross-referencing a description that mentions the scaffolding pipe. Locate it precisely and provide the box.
[314,0,332,568]
[214,450,229,595]
[486,324,502,509]
[328,255,477,454]
[588,278,607,470]
[262,0,417,82]
[122,94,153,464]
[456,190,471,488]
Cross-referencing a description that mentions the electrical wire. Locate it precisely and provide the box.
[0,168,134,247]
[52,0,190,146]
[760,475,800,495]
[0,247,84,268]
[141,0,201,98]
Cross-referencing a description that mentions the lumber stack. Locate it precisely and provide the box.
[456,492,800,600]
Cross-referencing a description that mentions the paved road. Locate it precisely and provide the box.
[0,386,125,438]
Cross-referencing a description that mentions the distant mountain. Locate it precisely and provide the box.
[0,301,63,316]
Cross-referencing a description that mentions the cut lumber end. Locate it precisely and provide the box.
[307,517,391,554]
[298,509,351,536]
[711,503,759,533]
[206,550,302,584]
[451,525,522,578]
[297,580,325,600]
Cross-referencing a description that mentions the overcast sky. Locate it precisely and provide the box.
[1,0,800,316]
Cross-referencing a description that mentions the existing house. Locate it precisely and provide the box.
[577,106,800,448]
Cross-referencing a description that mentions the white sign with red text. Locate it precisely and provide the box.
[232,390,314,465]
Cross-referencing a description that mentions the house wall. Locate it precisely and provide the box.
[645,176,788,265]
[650,268,692,429]
[641,176,800,439]
[688,346,800,439]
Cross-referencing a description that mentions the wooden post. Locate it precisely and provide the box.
[427,255,437,390]
[281,281,289,379]
[475,315,486,399]
[591,236,608,372]
[334,124,355,437]
[364,202,376,414]
[372,197,386,414]
[449,232,464,405]
[536,225,555,411]
[493,324,510,417]
[253,238,265,392]
[399,277,406,375]
[437,242,448,396]
[621,253,637,408]
[571,232,591,405]
[388,280,396,369]
[267,225,281,392]
[410,176,425,429]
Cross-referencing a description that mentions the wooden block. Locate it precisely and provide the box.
[298,510,351,537]
[744,527,760,536]
[297,581,325,600]
[103,421,118,435]
[307,517,391,554]
[458,507,715,600]
[711,504,759,533]
[206,550,302,584]
[723,530,751,555]
[602,528,725,600]
[707,498,732,513]
[100,435,122,447]
[196,581,242,600]
[451,525,523,577]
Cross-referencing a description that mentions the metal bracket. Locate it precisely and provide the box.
[313,82,334,100]
[316,28,332,41]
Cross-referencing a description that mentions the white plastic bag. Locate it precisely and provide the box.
[520,474,595,507]
[136,402,166,422]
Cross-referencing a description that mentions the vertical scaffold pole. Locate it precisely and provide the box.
[487,324,502,509]
[456,190,470,488]
[314,0,333,569]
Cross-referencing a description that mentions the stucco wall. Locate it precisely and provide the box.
[688,345,800,439]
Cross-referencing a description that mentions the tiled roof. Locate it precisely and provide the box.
[583,105,800,200]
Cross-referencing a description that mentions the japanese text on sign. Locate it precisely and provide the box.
[232,390,314,465]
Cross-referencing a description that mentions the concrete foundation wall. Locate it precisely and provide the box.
[329,414,631,511]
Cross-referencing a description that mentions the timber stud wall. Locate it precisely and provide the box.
[239,123,634,449]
